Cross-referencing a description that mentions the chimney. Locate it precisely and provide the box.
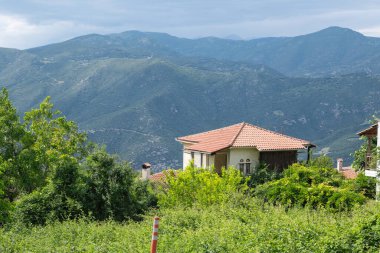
[141,162,151,180]
[336,158,343,171]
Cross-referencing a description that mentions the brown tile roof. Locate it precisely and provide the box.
[177,122,314,153]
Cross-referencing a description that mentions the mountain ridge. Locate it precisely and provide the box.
[21,26,380,77]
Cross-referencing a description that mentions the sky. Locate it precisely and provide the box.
[1,0,380,49]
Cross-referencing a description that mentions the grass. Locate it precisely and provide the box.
[2,198,380,252]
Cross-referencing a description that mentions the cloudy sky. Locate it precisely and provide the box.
[1,0,380,49]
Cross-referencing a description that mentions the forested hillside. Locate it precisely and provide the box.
[1,27,379,169]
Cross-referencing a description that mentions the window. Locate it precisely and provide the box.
[245,163,251,174]
[239,158,252,175]
[191,152,194,160]
[200,153,203,167]
[239,163,245,173]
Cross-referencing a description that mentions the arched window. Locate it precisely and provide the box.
[239,159,245,173]
[239,158,252,175]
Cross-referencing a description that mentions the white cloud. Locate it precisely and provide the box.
[0,14,118,49]
[0,14,69,48]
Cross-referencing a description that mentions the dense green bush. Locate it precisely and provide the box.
[158,162,248,208]
[13,185,83,225]
[82,149,156,221]
[348,172,376,198]
[255,164,366,211]
[14,156,84,225]
[14,149,156,225]
[248,163,282,187]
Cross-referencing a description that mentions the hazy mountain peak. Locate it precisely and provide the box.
[310,26,364,38]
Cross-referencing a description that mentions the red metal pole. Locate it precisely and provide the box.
[150,216,160,253]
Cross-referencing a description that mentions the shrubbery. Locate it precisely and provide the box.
[348,172,376,198]
[255,164,366,211]
[158,162,248,208]
[81,149,156,221]
[3,200,380,252]
[248,163,282,188]
[14,149,156,225]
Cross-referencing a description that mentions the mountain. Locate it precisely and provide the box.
[27,27,380,77]
[1,27,380,170]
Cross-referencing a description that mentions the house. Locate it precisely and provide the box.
[176,122,315,174]
[357,121,379,169]
[336,158,357,179]
[141,162,176,183]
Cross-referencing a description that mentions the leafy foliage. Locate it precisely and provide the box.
[158,162,248,208]
[352,136,377,169]
[0,92,155,225]
[4,200,380,252]
[308,155,334,169]
[14,148,157,225]
[14,156,84,225]
[255,164,366,211]
[347,172,376,199]
[248,162,283,188]
[0,88,24,222]
[82,148,156,221]
[21,96,88,191]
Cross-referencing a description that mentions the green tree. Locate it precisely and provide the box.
[14,155,84,225]
[0,88,25,222]
[82,148,152,221]
[0,88,25,201]
[20,96,88,192]
[308,155,334,169]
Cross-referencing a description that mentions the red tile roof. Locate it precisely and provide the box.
[340,167,358,179]
[177,122,314,153]
[149,172,166,182]
[149,170,177,182]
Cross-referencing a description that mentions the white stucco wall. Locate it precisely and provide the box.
[183,151,192,169]
[228,148,260,169]
[183,148,214,169]
[194,152,202,167]
[208,154,215,167]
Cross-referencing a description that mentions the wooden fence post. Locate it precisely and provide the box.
[150,216,160,253]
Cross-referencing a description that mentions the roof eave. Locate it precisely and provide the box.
[258,147,312,152]
[357,123,378,136]
[176,138,198,144]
